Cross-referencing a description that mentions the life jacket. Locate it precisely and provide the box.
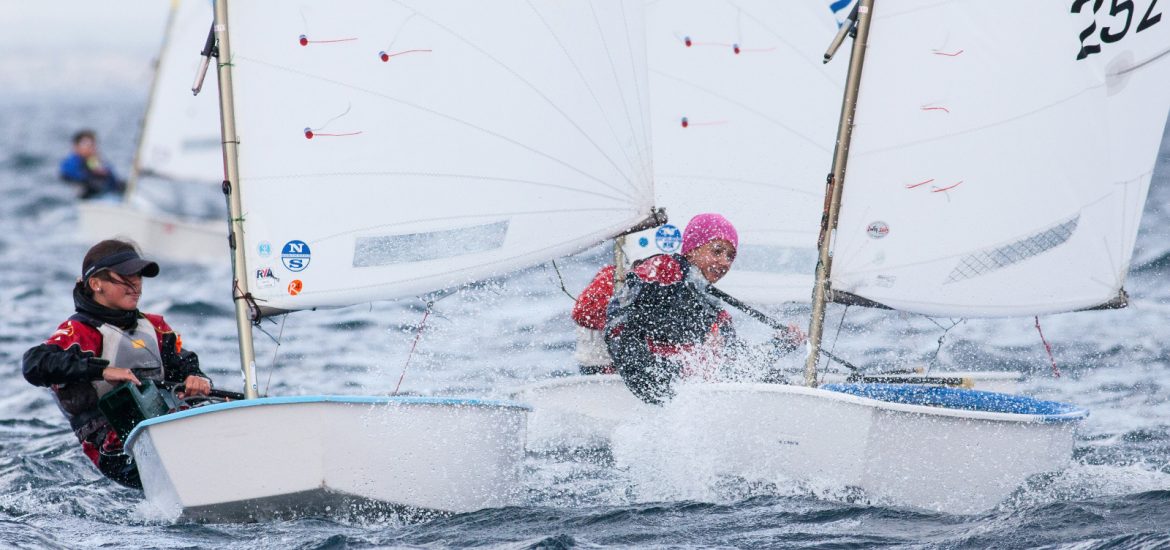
[606,254,731,350]
[51,313,169,443]
[604,254,734,403]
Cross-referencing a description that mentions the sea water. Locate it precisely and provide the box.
[1,98,1169,548]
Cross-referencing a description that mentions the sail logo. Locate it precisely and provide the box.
[281,240,311,272]
[655,224,682,253]
[258,241,272,258]
[866,221,889,239]
[255,266,280,289]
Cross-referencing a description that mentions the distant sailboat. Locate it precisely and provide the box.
[78,0,225,263]
[124,0,659,521]
[613,0,1170,514]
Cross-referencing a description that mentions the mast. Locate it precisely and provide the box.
[213,0,260,399]
[803,0,875,387]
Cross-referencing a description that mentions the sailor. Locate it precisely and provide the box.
[59,129,127,200]
[603,213,805,404]
[22,239,213,489]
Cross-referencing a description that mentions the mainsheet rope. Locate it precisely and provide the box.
[393,300,435,396]
[1034,316,1062,378]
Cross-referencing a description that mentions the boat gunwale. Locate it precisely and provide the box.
[675,382,1089,424]
[125,394,531,452]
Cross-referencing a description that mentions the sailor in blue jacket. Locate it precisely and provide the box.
[59,130,126,199]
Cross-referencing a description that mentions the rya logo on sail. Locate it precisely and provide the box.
[255,266,280,289]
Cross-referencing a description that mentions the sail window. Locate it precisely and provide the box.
[945,216,1079,284]
[353,221,509,267]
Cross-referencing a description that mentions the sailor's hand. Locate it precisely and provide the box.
[102,366,141,386]
[781,323,807,346]
[771,323,807,354]
[180,375,212,398]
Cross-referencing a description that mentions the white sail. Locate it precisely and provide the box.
[225,0,655,312]
[828,0,1170,317]
[626,0,846,304]
[135,0,222,184]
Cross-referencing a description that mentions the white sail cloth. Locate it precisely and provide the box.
[136,0,222,184]
[226,0,654,312]
[831,0,1170,317]
[627,0,846,305]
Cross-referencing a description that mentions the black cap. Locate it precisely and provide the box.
[82,249,160,280]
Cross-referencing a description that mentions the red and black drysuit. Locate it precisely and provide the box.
[22,284,208,489]
[603,254,737,404]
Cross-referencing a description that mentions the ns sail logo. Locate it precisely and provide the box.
[281,240,311,272]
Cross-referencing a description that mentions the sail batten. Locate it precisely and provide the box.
[227,0,654,312]
[829,0,1170,318]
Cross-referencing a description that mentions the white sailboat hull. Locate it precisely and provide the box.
[615,383,1084,514]
[78,201,224,263]
[513,371,1024,452]
[125,396,528,522]
[510,375,649,451]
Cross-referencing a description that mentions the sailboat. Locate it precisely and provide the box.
[512,0,1010,452]
[77,0,225,263]
[121,0,658,521]
[516,0,849,452]
[609,0,1170,514]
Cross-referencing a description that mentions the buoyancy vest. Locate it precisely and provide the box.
[53,315,166,442]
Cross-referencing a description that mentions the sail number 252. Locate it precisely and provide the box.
[1072,0,1162,60]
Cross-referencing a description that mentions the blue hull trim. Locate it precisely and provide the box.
[822,383,1088,422]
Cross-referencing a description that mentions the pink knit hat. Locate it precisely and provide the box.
[681,213,738,255]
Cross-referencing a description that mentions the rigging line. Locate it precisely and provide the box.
[1034,316,1061,378]
[237,58,640,204]
[393,301,435,396]
[925,317,963,375]
[233,280,264,324]
[827,304,850,371]
[385,2,642,197]
[263,314,288,397]
[651,69,832,154]
[526,0,646,188]
[548,260,578,302]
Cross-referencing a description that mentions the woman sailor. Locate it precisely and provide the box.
[22,239,213,488]
[601,213,805,404]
